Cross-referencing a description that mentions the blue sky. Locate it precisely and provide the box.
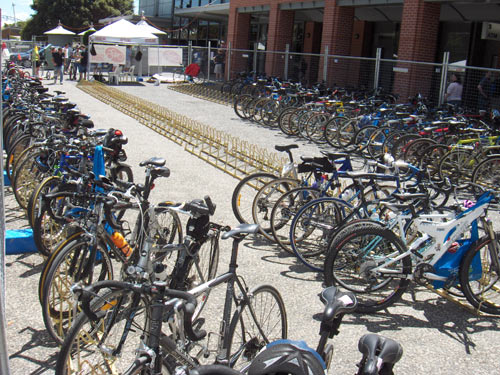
[1,0,139,26]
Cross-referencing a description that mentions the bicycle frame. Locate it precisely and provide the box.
[368,191,498,289]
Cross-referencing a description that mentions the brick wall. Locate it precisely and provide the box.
[393,0,441,100]
[318,0,355,86]
[265,3,295,77]
[227,7,251,78]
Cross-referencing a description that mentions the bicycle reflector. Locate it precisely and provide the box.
[114,130,123,136]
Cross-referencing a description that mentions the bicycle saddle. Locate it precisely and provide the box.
[139,157,166,167]
[358,334,403,375]
[319,286,357,321]
[321,151,350,160]
[221,223,259,240]
[275,144,298,152]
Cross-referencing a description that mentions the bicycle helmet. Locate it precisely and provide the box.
[247,340,325,375]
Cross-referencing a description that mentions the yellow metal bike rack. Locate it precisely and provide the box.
[78,81,285,180]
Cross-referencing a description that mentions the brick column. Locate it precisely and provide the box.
[319,0,354,86]
[393,0,441,100]
[227,5,251,79]
[265,3,294,78]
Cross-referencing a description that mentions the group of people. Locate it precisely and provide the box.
[47,44,88,84]
[444,71,497,111]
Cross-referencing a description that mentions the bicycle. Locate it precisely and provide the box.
[55,223,287,374]
[323,187,500,314]
[191,286,403,375]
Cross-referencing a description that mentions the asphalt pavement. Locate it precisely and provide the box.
[3,77,500,375]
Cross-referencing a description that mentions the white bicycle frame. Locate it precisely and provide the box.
[372,192,494,283]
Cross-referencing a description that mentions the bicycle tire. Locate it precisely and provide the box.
[270,186,321,253]
[231,172,277,224]
[55,286,152,375]
[459,234,500,315]
[41,236,114,344]
[336,117,359,150]
[324,226,411,313]
[323,116,343,148]
[471,155,500,192]
[5,134,31,180]
[438,149,475,187]
[27,175,62,229]
[38,231,86,304]
[289,197,349,272]
[233,94,253,119]
[277,107,297,136]
[305,113,329,144]
[251,177,299,241]
[13,150,51,209]
[226,284,287,371]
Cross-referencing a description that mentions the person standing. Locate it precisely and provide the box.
[79,46,88,81]
[444,73,462,107]
[477,71,493,111]
[32,45,41,78]
[52,47,64,84]
[213,49,225,81]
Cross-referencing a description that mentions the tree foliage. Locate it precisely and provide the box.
[21,0,134,40]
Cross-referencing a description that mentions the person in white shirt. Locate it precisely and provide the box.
[444,73,463,107]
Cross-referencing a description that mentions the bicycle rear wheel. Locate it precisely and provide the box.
[459,234,500,315]
[227,284,287,371]
[324,226,411,313]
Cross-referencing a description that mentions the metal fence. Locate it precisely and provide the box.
[5,37,499,110]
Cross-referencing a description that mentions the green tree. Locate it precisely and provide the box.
[21,0,133,40]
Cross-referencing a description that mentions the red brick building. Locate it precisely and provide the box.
[141,0,500,99]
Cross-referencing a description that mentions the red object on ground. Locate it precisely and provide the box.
[185,63,201,78]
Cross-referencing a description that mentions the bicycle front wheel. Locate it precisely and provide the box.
[227,284,287,370]
[289,197,348,272]
[55,287,151,375]
[41,237,114,344]
[460,234,500,315]
[324,226,411,313]
[231,173,277,224]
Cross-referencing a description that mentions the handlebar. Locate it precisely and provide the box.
[74,280,206,342]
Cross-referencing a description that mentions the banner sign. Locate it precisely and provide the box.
[148,47,183,67]
[90,44,126,65]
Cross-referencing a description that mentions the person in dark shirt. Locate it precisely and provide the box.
[52,47,64,84]
[79,46,88,81]
[477,71,493,111]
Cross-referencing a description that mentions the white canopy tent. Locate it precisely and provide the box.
[44,24,75,46]
[135,19,166,36]
[90,19,158,45]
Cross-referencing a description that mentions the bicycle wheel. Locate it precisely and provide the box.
[233,94,254,119]
[353,125,378,156]
[5,134,32,180]
[403,138,437,166]
[323,116,343,148]
[270,187,321,254]
[41,237,114,344]
[472,156,500,192]
[27,175,61,229]
[438,149,474,187]
[13,151,51,209]
[251,178,299,241]
[231,173,277,224]
[168,230,220,320]
[227,284,287,370]
[459,234,500,315]
[336,117,359,150]
[324,226,411,313]
[55,287,152,375]
[305,113,329,144]
[367,126,392,160]
[419,144,449,181]
[289,197,348,271]
[277,107,297,136]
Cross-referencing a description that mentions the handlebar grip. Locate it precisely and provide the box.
[104,200,122,230]
[166,290,206,342]
[204,195,216,216]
